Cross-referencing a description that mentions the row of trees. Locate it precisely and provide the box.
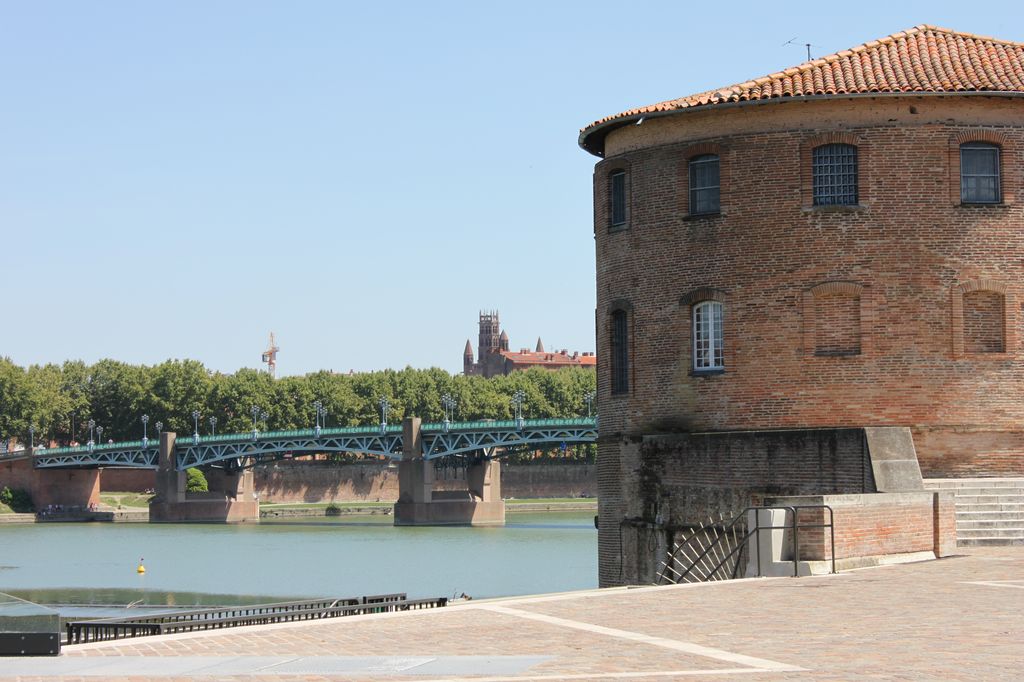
[0,358,596,447]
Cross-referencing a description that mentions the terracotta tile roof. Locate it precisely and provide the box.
[500,349,596,368]
[581,25,1024,155]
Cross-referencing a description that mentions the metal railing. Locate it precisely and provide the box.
[659,505,835,584]
[65,593,445,644]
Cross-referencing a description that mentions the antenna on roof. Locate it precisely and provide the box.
[782,37,814,61]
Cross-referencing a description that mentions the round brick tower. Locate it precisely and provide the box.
[581,25,1024,585]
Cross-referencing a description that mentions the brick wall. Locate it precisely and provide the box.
[763,492,956,562]
[91,461,596,503]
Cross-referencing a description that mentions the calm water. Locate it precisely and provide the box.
[0,513,596,611]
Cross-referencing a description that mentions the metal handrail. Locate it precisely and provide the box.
[663,505,836,584]
[65,593,446,644]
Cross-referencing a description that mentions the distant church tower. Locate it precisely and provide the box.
[478,310,501,357]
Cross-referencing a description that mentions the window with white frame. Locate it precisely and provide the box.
[692,301,724,371]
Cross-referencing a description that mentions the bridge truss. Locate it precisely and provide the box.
[27,418,597,471]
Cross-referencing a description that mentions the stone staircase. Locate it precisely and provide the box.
[924,478,1024,546]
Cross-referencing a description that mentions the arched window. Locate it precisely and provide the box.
[609,170,627,228]
[611,309,629,393]
[963,290,1005,353]
[692,301,724,371]
[961,143,1001,204]
[812,143,858,206]
[688,154,720,215]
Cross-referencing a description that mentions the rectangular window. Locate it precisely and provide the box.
[689,155,720,215]
[812,144,858,206]
[611,310,629,393]
[961,144,1001,204]
[610,171,626,227]
[692,301,724,371]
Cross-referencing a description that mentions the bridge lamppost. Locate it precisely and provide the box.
[87,419,96,450]
[251,405,260,440]
[260,411,269,433]
[191,410,200,445]
[155,421,163,440]
[378,396,390,434]
[96,425,104,445]
[141,415,149,448]
[314,401,326,436]
[441,393,457,432]
[511,390,526,430]
[209,416,217,437]
[28,424,35,451]
[584,391,596,418]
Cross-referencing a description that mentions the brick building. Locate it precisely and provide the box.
[580,26,1024,585]
[463,311,596,378]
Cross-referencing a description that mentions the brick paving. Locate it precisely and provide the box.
[3,546,1022,680]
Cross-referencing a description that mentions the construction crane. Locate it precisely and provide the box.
[262,332,280,379]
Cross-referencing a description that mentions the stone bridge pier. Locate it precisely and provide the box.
[149,432,259,523]
[394,417,505,526]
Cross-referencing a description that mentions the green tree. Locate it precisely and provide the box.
[185,468,209,492]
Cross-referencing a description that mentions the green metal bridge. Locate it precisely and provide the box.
[23,417,598,471]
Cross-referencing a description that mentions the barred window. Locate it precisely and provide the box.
[812,143,858,206]
[611,309,629,393]
[689,154,720,215]
[961,143,1000,204]
[610,170,627,227]
[692,301,724,371]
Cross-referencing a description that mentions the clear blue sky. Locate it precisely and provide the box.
[3,2,1021,375]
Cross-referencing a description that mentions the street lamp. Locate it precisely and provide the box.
[88,419,96,449]
[584,391,596,418]
[28,423,35,451]
[260,411,269,432]
[155,421,163,438]
[191,410,200,444]
[314,401,326,436]
[378,396,390,433]
[251,405,260,439]
[141,415,149,448]
[96,425,104,445]
[209,416,217,436]
[511,390,526,428]
[441,393,457,430]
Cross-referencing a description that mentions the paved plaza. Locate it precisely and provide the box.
[3,546,1022,681]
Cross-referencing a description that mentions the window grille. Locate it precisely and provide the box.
[961,143,1000,204]
[812,144,858,206]
[692,301,724,371]
[611,310,629,393]
[610,171,626,226]
[689,155,720,214]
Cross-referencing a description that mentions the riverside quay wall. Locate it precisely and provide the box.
[99,461,595,503]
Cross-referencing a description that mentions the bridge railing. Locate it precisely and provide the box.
[422,417,596,432]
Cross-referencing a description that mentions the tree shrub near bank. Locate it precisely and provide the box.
[0,486,33,513]
[0,359,596,453]
[185,468,209,493]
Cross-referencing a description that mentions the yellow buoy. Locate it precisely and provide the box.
[136,558,146,574]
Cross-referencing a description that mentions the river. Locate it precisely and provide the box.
[0,512,596,615]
